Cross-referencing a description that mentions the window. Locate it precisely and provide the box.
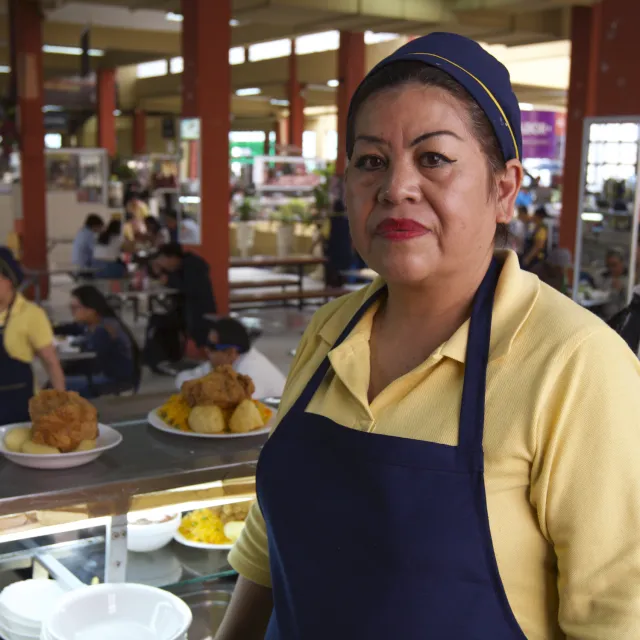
[325,130,338,161]
[302,131,317,159]
[229,47,245,65]
[170,57,184,74]
[364,31,400,44]
[295,31,339,55]
[136,59,168,79]
[249,39,291,62]
[230,131,266,143]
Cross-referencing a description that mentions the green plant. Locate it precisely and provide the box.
[237,197,257,222]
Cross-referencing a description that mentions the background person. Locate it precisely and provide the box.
[176,318,286,399]
[92,219,131,279]
[72,214,104,272]
[596,247,629,319]
[0,247,64,425]
[144,216,170,249]
[56,285,139,398]
[509,204,530,259]
[521,205,549,270]
[216,33,640,640]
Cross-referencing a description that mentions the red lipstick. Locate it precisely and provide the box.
[375,218,429,241]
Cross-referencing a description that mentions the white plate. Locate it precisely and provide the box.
[147,408,271,439]
[0,424,122,470]
[173,529,233,551]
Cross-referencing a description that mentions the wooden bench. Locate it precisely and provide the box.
[230,288,348,310]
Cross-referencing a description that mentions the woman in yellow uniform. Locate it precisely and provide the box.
[217,34,640,640]
[0,248,64,425]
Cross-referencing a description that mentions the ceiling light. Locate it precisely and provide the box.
[43,45,104,57]
[519,102,535,111]
[43,105,64,112]
[327,79,339,88]
[581,212,604,223]
[236,88,261,96]
[270,99,289,106]
[165,12,183,22]
[113,109,122,116]
[230,19,240,27]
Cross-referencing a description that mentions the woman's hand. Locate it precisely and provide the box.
[37,344,65,391]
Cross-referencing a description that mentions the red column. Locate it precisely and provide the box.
[97,68,116,156]
[10,0,46,287]
[132,109,146,156]
[263,131,270,156]
[181,0,231,314]
[559,5,602,253]
[336,31,365,176]
[288,41,305,154]
[278,118,289,150]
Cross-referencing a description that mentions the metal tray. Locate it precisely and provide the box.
[173,580,234,640]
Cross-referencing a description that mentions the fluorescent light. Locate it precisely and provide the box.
[236,87,261,96]
[179,196,201,204]
[43,105,64,112]
[327,79,339,88]
[581,212,604,222]
[519,102,535,111]
[165,11,183,22]
[230,19,240,27]
[43,45,104,57]
[113,109,121,116]
[270,99,289,106]
[0,66,9,74]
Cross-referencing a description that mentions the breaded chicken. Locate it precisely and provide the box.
[29,390,98,453]
[181,365,255,410]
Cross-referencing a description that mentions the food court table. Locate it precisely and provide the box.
[21,266,99,304]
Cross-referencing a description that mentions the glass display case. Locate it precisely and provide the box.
[45,149,109,205]
[0,418,265,638]
[573,117,640,317]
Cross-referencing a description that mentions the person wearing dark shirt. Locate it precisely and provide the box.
[164,211,180,244]
[56,286,140,398]
[155,243,217,346]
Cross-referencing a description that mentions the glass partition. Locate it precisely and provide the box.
[178,118,201,245]
[573,117,640,318]
[45,148,108,205]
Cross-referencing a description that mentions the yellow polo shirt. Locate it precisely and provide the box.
[229,250,640,640]
[0,294,54,363]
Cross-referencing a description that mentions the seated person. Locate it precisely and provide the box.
[92,219,132,279]
[176,318,286,399]
[56,286,140,398]
[596,248,629,320]
[72,214,104,273]
[521,206,549,270]
[0,247,64,425]
[154,243,217,347]
[144,216,170,249]
[531,248,571,296]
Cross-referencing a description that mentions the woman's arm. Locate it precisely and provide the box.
[214,576,273,640]
[37,344,65,391]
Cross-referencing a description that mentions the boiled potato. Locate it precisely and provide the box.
[4,428,32,453]
[229,399,264,434]
[75,440,97,452]
[223,520,246,543]
[188,405,226,434]
[21,440,60,455]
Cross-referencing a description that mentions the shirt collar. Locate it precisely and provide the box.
[318,251,539,364]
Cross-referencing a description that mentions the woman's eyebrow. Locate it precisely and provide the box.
[354,130,464,147]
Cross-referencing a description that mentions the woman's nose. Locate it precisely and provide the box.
[377,157,422,205]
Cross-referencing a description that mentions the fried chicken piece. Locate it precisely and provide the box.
[181,365,255,410]
[29,390,98,453]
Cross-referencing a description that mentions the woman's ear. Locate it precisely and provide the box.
[496,160,523,224]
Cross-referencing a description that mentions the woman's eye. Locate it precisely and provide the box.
[354,155,386,171]
[419,152,453,168]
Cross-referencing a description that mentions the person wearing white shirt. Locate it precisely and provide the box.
[93,219,130,279]
[176,318,286,399]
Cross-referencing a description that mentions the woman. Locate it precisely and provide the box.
[144,216,170,249]
[521,205,549,270]
[596,247,629,319]
[0,247,64,424]
[92,220,130,279]
[56,286,139,398]
[218,33,640,640]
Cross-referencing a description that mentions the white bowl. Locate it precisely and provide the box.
[43,584,192,640]
[0,424,122,470]
[126,512,181,553]
[0,617,40,640]
[0,580,65,634]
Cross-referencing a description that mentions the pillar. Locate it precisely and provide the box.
[97,68,116,156]
[288,40,305,154]
[263,131,270,156]
[132,109,146,156]
[10,0,46,287]
[278,118,289,151]
[181,0,231,314]
[336,31,365,176]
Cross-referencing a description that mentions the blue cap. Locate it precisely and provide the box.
[0,247,23,287]
[357,32,522,163]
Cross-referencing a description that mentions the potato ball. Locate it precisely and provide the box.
[4,428,32,453]
[188,405,226,434]
[229,400,264,434]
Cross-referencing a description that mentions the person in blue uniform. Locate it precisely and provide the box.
[216,34,640,640]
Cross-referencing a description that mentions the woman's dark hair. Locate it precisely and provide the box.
[84,214,104,230]
[71,285,142,388]
[346,61,510,245]
[158,242,184,259]
[98,220,121,245]
[145,216,161,234]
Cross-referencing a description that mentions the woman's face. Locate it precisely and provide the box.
[0,275,14,302]
[345,83,519,285]
[70,296,96,325]
[607,255,625,278]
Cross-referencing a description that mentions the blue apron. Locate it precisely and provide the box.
[256,259,527,639]
[0,301,34,426]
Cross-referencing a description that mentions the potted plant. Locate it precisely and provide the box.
[273,203,299,257]
[235,197,257,257]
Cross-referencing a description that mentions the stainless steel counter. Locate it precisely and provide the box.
[0,420,266,518]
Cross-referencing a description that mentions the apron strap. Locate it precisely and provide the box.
[457,258,502,467]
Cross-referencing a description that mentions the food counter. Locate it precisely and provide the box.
[0,418,265,636]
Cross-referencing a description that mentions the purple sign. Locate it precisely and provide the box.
[521,111,557,160]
